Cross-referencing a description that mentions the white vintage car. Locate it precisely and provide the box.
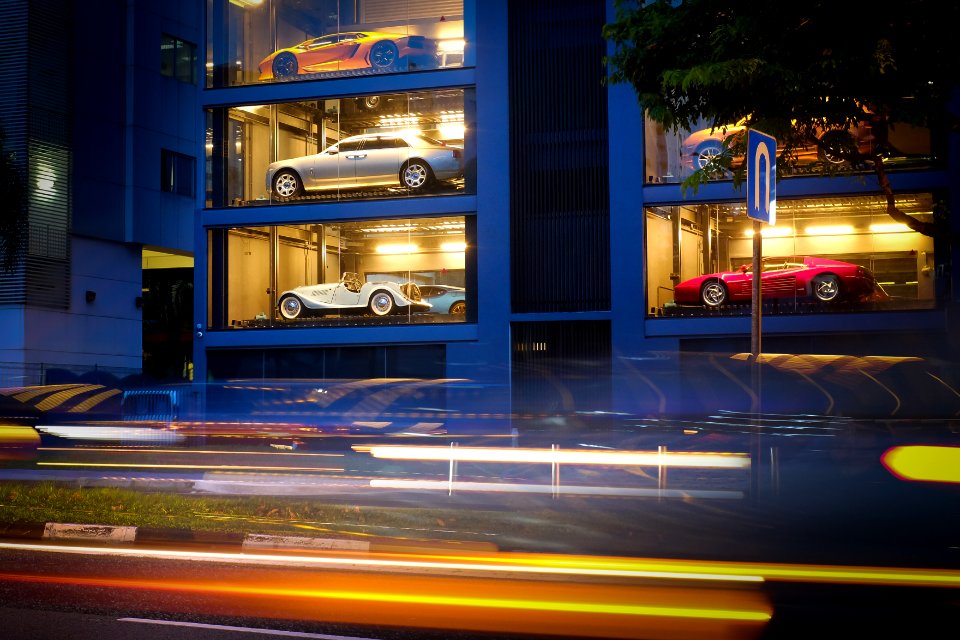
[277,272,432,320]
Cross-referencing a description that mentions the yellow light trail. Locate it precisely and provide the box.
[359,445,751,468]
[39,447,343,457]
[37,462,344,472]
[4,542,959,590]
[881,445,960,484]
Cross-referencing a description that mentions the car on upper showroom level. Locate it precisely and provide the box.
[266,132,463,199]
[277,272,432,320]
[680,117,930,173]
[673,256,889,307]
[418,284,466,315]
[258,31,439,81]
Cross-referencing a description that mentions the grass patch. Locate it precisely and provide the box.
[0,481,567,546]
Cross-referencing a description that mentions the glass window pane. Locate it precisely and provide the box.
[207,0,465,88]
[207,88,474,206]
[644,115,936,185]
[209,215,471,329]
[645,194,939,316]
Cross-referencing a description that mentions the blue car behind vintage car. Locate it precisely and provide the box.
[418,284,466,315]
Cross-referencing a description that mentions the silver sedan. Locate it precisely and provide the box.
[267,132,463,198]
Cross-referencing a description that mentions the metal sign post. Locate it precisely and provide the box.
[746,128,777,360]
[746,129,776,503]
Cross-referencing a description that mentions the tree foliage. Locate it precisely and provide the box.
[603,0,960,237]
[0,127,27,274]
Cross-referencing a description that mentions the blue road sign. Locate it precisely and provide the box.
[747,129,776,224]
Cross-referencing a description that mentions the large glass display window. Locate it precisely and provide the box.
[645,194,939,317]
[644,116,935,185]
[207,0,464,88]
[208,215,471,329]
[206,89,473,207]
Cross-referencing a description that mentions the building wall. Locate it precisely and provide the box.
[0,0,200,378]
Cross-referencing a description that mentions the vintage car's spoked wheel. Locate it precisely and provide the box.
[278,295,303,320]
[369,41,399,69]
[401,161,433,190]
[272,52,298,79]
[449,301,466,314]
[813,274,841,302]
[368,291,395,316]
[701,281,728,307]
[273,170,303,198]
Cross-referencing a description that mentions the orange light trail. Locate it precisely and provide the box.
[0,560,771,640]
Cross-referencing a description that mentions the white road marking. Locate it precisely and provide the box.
[118,618,375,639]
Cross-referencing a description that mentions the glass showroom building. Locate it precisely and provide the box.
[2,0,958,417]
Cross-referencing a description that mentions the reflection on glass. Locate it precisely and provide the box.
[644,116,934,184]
[208,89,472,206]
[208,0,465,87]
[210,216,469,329]
[645,194,937,316]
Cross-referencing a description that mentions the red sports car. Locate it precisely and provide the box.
[258,31,438,81]
[673,256,889,307]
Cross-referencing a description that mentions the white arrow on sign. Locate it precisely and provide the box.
[747,129,776,225]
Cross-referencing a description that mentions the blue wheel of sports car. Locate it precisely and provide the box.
[449,301,466,315]
[812,274,841,302]
[818,130,855,165]
[278,294,303,320]
[694,141,724,170]
[368,290,395,316]
[272,52,298,79]
[369,41,399,69]
[400,160,434,190]
[701,280,728,307]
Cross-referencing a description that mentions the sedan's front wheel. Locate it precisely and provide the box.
[272,169,304,199]
[368,291,395,316]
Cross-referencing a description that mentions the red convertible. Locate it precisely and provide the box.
[673,256,889,307]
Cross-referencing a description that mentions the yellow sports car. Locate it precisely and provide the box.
[258,31,438,80]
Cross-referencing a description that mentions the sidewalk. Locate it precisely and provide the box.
[0,520,498,553]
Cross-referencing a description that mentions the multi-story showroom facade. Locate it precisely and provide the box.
[197,0,959,416]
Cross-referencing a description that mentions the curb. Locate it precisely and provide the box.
[1,522,498,554]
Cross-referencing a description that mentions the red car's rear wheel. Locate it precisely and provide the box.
[812,274,841,301]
